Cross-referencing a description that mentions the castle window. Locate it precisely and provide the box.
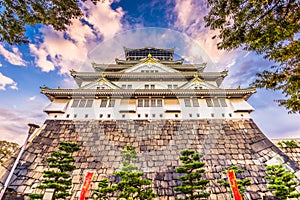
[211,113,214,117]
[108,99,115,107]
[152,114,155,118]
[229,113,232,117]
[206,99,213,107]
[157,99,162,107]
[184,99,191,107]
[127,85,132,89]
[206,98,227,107]
[222,113,225,117]
[168,85,178,89]
[189,114,192,118]
[212,99,221,107]
[144,99,149,107]
[219,99,227,107]
[100,99,108,107]
[138,99,143,107]
[74,114,77,118]
[138,114,141,118]
[86,100,93,107]
[85,114,88,118]
[137,99,162,107]
[107,114,111,118]
[151,99,156,107]
[71,99,94,108]
[197,114,200,117]
[99,114,103,118]
[175,114,178,118]
[145,114,148,118]
[79,100,87,107]
[151,85,155,89]
[122,84,126,89]
[160,114,163,118]
[122,114,125,118]
[145,85,149,89]
[54,115,57,118]
[192,98,199,107]
[66,114,70,118]
[71,99,80,107]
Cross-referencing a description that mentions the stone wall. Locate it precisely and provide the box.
[1,119,299,200]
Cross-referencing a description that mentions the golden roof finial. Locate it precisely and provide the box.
[148,53,152,58]
[194,72,198,78]
[101,73,106,78]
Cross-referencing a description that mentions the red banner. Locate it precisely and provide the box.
[80,171,94,200]
[227,170,242,200]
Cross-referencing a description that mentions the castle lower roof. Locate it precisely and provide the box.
[41,88,256,101]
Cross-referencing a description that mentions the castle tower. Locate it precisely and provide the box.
[1,47,299,200]
[42,47,255,120]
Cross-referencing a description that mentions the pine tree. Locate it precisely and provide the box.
[93,144,156,200]
[93,178,116,200]
[174,149,210,200]
[217,166,251,198]
[265,164,300,200]
[29,142,80,199]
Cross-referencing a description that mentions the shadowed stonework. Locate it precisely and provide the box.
[1,119,299,200]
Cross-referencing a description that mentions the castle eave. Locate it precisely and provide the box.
[71,72,228,85]
[41,88,256,100]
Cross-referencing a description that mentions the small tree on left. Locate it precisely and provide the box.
[29,142,81,199]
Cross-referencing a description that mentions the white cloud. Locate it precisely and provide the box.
[29,1,125,75]
[29,96,36,101]
[0,72,18,90]
[0,44,26,66]
[173,0,246,71]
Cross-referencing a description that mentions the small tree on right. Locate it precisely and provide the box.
[174,149,210,200]
[265,164,300,200]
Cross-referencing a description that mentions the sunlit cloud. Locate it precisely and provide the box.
[29,1,125,75]
[0,72,18,91]
[0,44,26,66]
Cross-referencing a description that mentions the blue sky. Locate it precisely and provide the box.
[0,0,299,144]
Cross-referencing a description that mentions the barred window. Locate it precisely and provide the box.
[219,99,227,107]
[157,99,163,107]
[100,99,108,107]
[86,100,93,107]
[71,100,80,107]
[79,99,87,107]
[138,99,143,107]
[206,99,213,107]
[192,98,199,107]
[137,99,162,107]
[206,98,227,107]
[144,99,149,107]
[184,98,191,107]
[212,98,221,107]
[108,99,115,107]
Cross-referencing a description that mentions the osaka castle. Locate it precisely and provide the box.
[42,47,256,120]
[1,47,300,200]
